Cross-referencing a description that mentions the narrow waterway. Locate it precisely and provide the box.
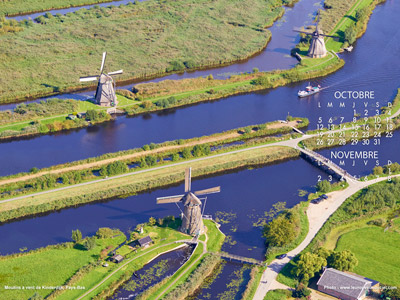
[1,0,399,177]
[188,260,251,300]
[110,245,194,300]
[7,0,142,21]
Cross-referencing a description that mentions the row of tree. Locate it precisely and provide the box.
[293,248,358,282]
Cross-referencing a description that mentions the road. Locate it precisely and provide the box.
[252,174,400,300]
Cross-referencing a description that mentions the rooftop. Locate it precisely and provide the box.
[317,268,373,299]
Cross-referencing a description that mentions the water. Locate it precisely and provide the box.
[189,260,251,300]
[111,245,194,300]
[0,158,332,257]
[1,0,399,176]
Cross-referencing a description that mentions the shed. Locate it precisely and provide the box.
[67,114,76,120]
[317,268,376,300]
[77,112,85,119]
[138,236,153,248]
[110,254,124,264]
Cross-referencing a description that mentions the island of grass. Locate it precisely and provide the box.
[0,0,291,103]
[0,217,226,300]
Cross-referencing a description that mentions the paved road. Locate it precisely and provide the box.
[252,174,400,300]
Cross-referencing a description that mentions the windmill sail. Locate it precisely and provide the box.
[155,167,221,236]
[194,186,221,196]
[79,52,123,107]
[156,195,184,204]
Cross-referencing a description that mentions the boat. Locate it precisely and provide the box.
[298,83,321,97]
[344,45,354,52]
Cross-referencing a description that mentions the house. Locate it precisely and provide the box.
[138,236,153,248]
[77,112,85,119]
[317,268,378,300]
[110,254,124,264]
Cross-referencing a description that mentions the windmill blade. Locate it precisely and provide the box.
[194,186,220,196]
[80,76,98,82]
[184,168,192,193]
[100,51,107,73]
[108,69,123,76]
[156,195,184,204]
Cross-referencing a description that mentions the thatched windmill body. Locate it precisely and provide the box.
[293,11,338,58]
[156,168,220,236]
[79,52,123,107]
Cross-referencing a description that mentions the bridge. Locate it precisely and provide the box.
[213,252,265,266]
[290,126,306,135]
[298,147,358,182]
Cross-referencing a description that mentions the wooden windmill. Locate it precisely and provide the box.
[156,168,220,236]
[293,11,338,58]
[79,52,123,107]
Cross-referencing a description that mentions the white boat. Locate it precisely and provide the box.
[298,83,321,98]
[344,46,354,52]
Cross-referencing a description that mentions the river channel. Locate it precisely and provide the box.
[1,0,399,177]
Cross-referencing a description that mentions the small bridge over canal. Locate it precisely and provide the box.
[213,252,265,266]
[298,147,358,182]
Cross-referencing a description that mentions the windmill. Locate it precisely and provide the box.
[156,168,220,236]
[293,10,338,58]
[79,52,123,107]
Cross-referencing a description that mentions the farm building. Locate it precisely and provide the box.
[110,254,124,264]
[317,268,379,300]
[138,236,153,248]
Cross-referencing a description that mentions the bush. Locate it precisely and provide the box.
[367,218,384,227]
[166,61,185,72]
[100,161,128,176]
[292,283,311,298]
[251,76,271,86]
[83,236,96,251]
[96,227,115,239]
[316,180,331,193]
[263,212,296,247]
[344,25,357,44]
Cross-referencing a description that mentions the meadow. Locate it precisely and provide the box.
[0,0,285,103]
[0,233,126,300]
[335,222,400,286]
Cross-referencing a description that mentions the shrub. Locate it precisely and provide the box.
[263,212,296,247]
[292,283,311,298]
[166,61,185,72]
[100,161,128,176]
[344,25,357,44]
[316,180,331,193]
[96,227,115,239]
[83,236,96,251]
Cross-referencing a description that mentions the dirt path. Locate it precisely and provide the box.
[0,121,299,186]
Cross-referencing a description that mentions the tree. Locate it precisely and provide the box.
[316,180,331,193]
[83,236,96,251]
[71,229,82,243]
[293,283,311,298]
[85,109,98,121]
[327,250,358,271]
[181,148,192,159]
[373,166,384,175]
[148,217,156,226]
[263,214,296,247]
[344,25,357,45]
[96,227,114,239]
[355,7,368,21]
[293,252,326,281]
[381,285,400,300]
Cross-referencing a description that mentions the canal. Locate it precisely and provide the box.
[0,0,399,177]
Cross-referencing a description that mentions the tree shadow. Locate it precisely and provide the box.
[41,83,60,92]
[73,243,86,251]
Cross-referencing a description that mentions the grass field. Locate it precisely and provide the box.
[0,0,285,103]
[204,219,225,253]
[0,234,126,300]
[335,221,400,286]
